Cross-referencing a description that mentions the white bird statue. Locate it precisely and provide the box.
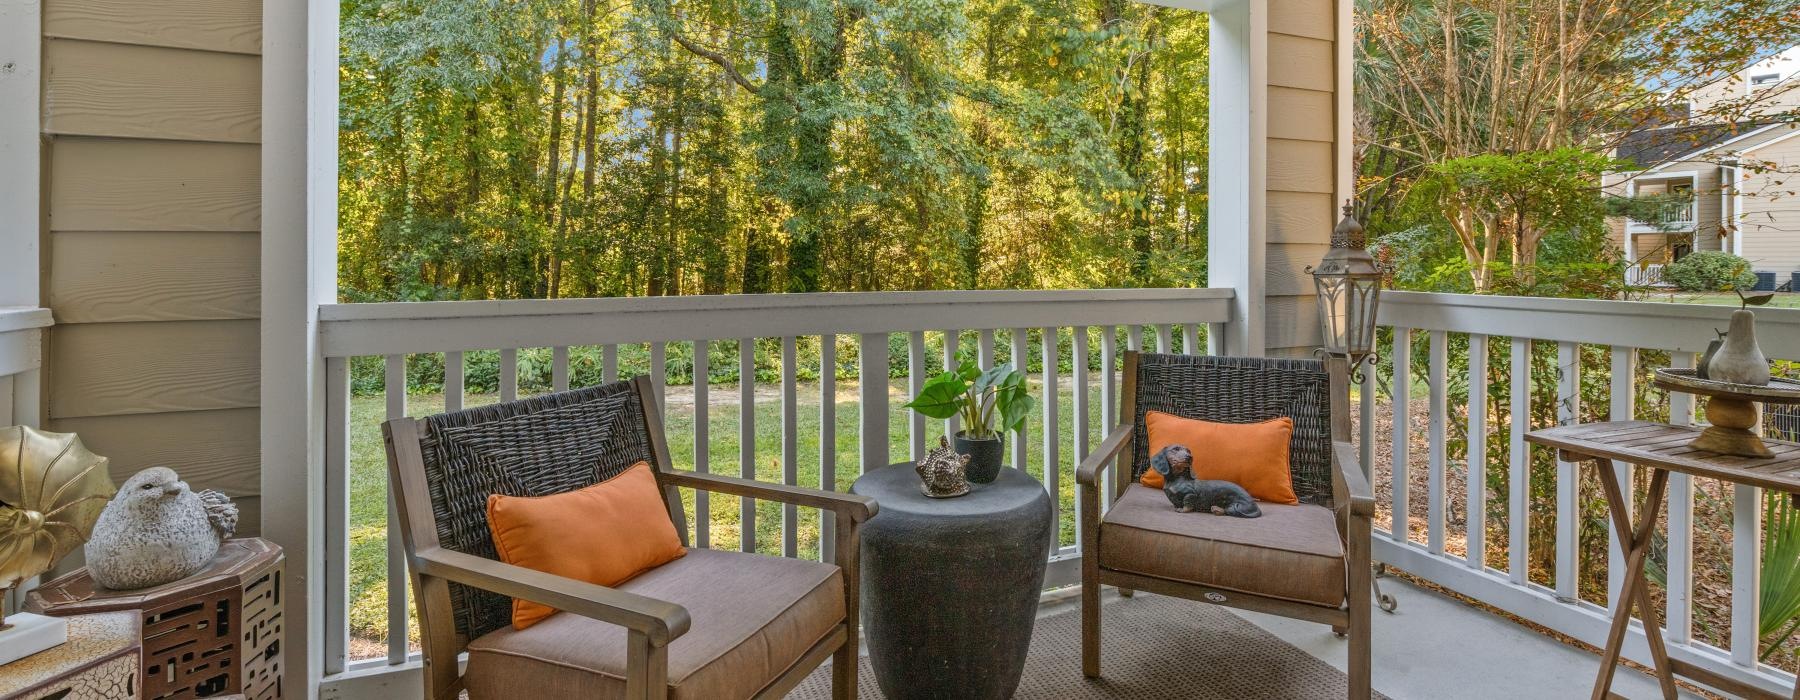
[85,467,238,590]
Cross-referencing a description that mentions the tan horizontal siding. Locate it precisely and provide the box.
[48,408,260,497]
[1739,132,1800,270]
[1267,87,1333,142]
[1264,295,1324,358]
[1268,191,1335,244]
[1266,242,1330,297]
[44,0,260,55]
[50,231,260,323]
[1268,139,1334,194]
[1268,33,1333,92]
[48,320,259,419]
[49,138,259,232]
[45,38,260,143]
[1269,0,1334,40]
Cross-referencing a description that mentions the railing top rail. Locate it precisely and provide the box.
[0,307,53,334]
[1379,290,1800,353]
[319,288,1234,357]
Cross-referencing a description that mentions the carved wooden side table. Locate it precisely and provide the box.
[0,611,139,700]
[26,539,284,700]
[1528,421,1800,700]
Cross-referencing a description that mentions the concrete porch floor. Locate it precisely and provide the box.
[1040,577,1704,700]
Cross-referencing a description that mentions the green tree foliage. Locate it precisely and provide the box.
[338,0,1212,301]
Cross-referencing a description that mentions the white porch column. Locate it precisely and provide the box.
[1207,0,1268,357]
[263,0,338,695]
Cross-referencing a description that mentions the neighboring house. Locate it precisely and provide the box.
[1606,47,1800,288]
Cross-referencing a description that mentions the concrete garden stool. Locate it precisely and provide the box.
[850,463,1053,700]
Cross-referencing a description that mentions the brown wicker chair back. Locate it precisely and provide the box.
[1126,352,1334,507]
[414,378,660,641]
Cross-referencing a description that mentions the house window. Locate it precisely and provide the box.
[1751,72,1781,87]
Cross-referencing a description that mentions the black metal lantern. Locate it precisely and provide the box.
[1309,203,1383,366]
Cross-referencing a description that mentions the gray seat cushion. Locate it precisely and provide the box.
[463,548,845,700]
[1100,484,1346,607]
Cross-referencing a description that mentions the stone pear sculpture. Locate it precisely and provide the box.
[85,468,238,590]
[1706,309,1771,386]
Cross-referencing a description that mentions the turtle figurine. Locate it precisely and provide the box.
[915,436,972,498]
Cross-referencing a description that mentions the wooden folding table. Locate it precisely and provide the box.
[1528,420,1800,700]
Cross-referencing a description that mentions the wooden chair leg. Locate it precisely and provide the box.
[1082,575,1101,678]
[832,624,857,700]
[1349,621,1371,700]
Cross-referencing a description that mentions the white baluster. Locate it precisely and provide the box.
[1072,326,1090,537]
[1100,325,1118,502]
[1011,329,1030,474]
[1665,351,1696,644]
[739,339,756,553]
[908,331,926,461]
[943,330,961,438]
[1042,328,1060,554]
[552,346,570,392]
[1554,341,1579,602]
[860,333,890,476]
[820,335,838,563]
[1428,330,1447,554]
[1731,483,1762,667]
[383,355,408,664]
[1467,335,1489,569]
[324,357,350,675]
[603,344,618,384]
[500,348,518,402]
[650,342,667,412]
[1607,346,1636,605]
[445,351,465,413]
[782,337,799,558]
[1390,328,1411,542]
[694,341,710,550]
[1509,337,1531,585]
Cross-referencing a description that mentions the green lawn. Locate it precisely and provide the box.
[346,377,1111,652]
[1646,291,1800,308]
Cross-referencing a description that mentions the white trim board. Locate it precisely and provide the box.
[0,0,42,307]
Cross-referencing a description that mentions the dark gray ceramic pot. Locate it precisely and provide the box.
[954,431,1004,483]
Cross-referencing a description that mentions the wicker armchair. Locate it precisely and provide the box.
[382,377,875,700]
[1077,352,1375,699]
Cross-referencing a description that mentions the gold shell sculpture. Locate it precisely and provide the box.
[0,427,115,591]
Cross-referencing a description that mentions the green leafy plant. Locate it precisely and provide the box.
[1760,491,1800,660]
[1661,251,1758,293]
[904,360,1035,440]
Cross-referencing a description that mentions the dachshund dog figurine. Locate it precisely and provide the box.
[1150,444,1261,518]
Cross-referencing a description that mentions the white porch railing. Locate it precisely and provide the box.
[1626,263,1666,287]
[1368,291,1800,697]
[0,307,51,429]
[1627,200,1698,233]
[0,306,53,614]
[313,288,1232,691]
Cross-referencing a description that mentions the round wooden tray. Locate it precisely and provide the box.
[1652,368,1800,405]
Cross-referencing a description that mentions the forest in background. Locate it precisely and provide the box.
[339,0,1211,302]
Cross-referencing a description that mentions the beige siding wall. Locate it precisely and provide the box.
[1740,132,1800,274]
[41,0,262,534]
[1265,0,1339,356]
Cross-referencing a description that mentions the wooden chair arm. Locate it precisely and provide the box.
[662,470,878,523]
[1332,441,1375,520]
[413,546,693,646]
[1076,424,1135,487]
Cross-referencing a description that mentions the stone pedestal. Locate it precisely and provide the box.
[850,464,1052,700]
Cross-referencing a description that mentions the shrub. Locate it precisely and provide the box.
[1661,251,1758,292]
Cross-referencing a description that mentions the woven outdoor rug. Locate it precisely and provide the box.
[787,593,1386,699]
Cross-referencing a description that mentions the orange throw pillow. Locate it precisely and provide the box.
[486,462,686,629]
[1138,411,1299,504]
